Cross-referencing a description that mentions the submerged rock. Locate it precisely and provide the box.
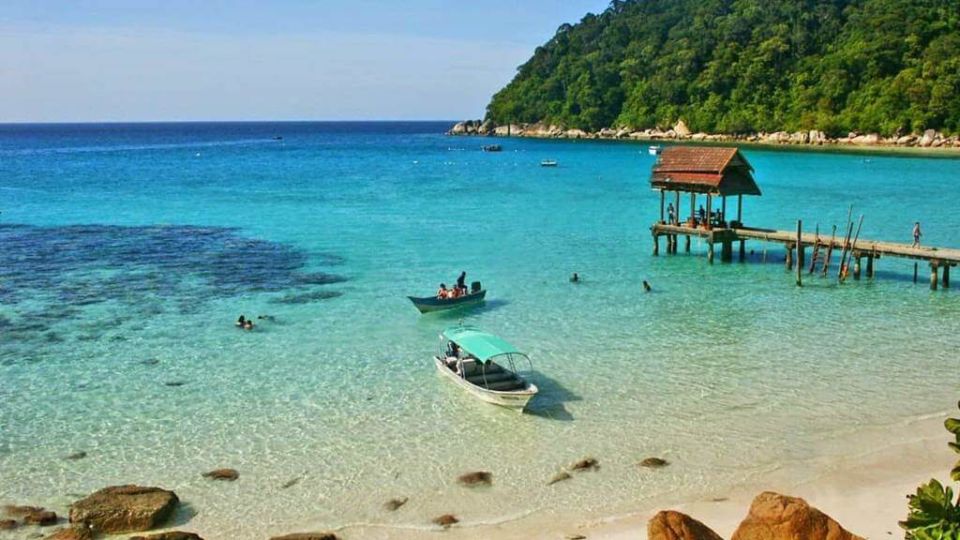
[69,485,178,534]
[648,510,723,540]
[129,532,204,540]
[270,290,343,305]
[65,451,88,460]
[0,519,16,530]
[280,477,300,489]
[640,457,670,468]
[547,471,572,485]
[731,492,863,540]
[457,471,492,487]
[383,497,408,511]
[23,510,58,526]
[163,381,186,387]
[202,468,238,481]
[432,514,459,528]
[570,457,598,471]
[4,505,45,516]
[269,534,338,540]
[44,525,93,540]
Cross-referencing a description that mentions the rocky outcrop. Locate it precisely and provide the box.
[448,121,957,150]
[69,485,178,534]
[731,492,863,540]
[269,534,338,540]
[129,532,205,540]
[648,510,723,540]
[0,519,16,530]
[44,525,93,540]
[432,514,459,528]
[23,510,58,525]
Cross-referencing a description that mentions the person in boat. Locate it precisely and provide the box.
[437,284,449,299]
[570,272,580,283]
[236,315,246,327]
[450,287,462,299]
[446,341,460,359]
[456,271,467,294]
[643,280,652,292]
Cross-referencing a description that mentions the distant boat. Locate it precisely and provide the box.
[408,282,486,314]
[648,145,662,156]
[434,325,538,412]
[540,160,558,167]
[273,136,284,141]
[482,144,502,152]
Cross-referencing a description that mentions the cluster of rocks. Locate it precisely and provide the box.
[648,491,863,540]
[449,119,960,149]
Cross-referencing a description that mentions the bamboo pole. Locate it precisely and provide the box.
[808,224,820,273]
[796,220,803,286]
[841,215,865,284]
[821,224,837,277]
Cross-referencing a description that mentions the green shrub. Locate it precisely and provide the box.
[901,401,960,539]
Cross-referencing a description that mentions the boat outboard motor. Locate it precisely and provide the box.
[471,281,482,293]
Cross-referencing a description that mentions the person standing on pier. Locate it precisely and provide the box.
[698,205,706,225]
[667,202,675,224]
[912,222,922,247]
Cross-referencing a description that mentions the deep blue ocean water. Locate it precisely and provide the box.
[1,122,959,538]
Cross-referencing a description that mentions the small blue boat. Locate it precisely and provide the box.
[408,283,486,314]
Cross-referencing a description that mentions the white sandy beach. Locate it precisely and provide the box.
[338,412,954,539]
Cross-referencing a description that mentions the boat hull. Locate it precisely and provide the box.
[408,290,486,313]
[433,357,537,412]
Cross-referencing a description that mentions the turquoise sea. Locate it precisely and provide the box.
[1,122,959,538]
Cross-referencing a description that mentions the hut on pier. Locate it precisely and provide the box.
[651,146,760,228]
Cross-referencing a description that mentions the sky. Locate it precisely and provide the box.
[0,1,609,122]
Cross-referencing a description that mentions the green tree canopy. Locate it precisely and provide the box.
[485,0,960,136]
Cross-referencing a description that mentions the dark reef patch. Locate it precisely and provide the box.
[0,224,345,343]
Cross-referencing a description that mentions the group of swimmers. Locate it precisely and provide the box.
[436,271,469,299]
[571,272,652,292]
[235,314,273,330]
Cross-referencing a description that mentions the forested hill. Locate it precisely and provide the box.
[485,0,960,136]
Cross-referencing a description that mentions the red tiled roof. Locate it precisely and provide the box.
[650,146,761,196]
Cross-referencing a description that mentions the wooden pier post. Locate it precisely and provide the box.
[821,225,837,277]
[866,254,874,278]
[685,235,691,253]
[659,191,665,223]
[914,262,918,283]
[853,253,861,280]
[721,240,733,262]
[707,242,714,264]
[739,239,745,262]
[796,220,803,286]
[674,191,681,224]
[931,262,939,291]
[785,244,793,270]
[653,233,659,256]
[944,264,951,288]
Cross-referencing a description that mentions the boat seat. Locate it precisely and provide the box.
[485,379,527,391]
[460,361,503,377]
[466,371,515,385]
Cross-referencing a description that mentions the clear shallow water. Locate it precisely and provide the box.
[1,122,959,538]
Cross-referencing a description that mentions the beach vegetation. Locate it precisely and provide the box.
[900,401,960,539]
[486,0,960,136]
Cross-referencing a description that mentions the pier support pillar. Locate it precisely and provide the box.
[866,255,874,278]
[685,235,690,253]
[914,262,918,283]
[785,245,793,270]
[707,242,714,264]
[930,262,939,291]
[798,245,805,272]
[721,240,733,263]
[653,234,659,256]
[944,265,951,289]
[739,240,745,262]
[853,255,861,280]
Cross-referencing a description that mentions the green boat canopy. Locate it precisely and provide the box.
[441,326,522,362]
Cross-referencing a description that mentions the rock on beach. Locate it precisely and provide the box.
[269,534,339,540]
[457,471,492,486]
[201,468,239,481]
[69,485,178,534]
[731,491,864,540]
[648,510,723,540]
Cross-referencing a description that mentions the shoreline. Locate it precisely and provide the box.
[449,120,960,156]
[328,411,953,539]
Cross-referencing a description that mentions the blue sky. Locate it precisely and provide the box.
[0,1,608,122]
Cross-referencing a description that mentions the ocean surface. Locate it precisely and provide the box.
[1,122,958,538]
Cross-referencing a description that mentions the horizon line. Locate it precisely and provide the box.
[0,119,466,126]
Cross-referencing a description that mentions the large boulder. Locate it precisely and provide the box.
[69,485,178,534]
[449,121,467,135]
[674,120,691,137]
[648,510,723,540]
[731,492,863,540]
[45,525,93,540]
[919,129,937,147]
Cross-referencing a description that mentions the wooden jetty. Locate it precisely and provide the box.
[649,146,959,289]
